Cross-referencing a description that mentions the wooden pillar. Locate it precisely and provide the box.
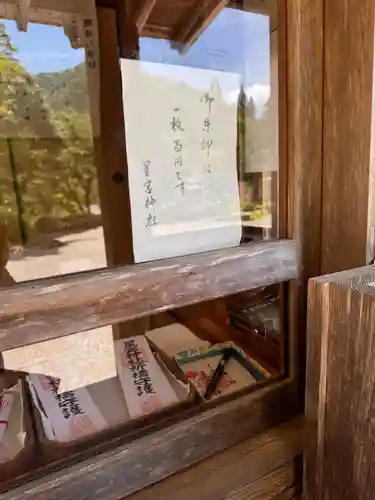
[96,7,135,266]
[366,35,375,263]
[267,1,279,240]
[95,7,152,337]
[306,266,375,500]
[321,0,375,273]
[286,0,324,397]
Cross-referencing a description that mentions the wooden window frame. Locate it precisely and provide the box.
[0,0,325,497]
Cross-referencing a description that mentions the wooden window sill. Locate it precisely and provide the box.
[1,379,299,500]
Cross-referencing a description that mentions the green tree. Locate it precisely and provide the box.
[0,23,100,243]
[53,110,97,215]
[0,22,60,242]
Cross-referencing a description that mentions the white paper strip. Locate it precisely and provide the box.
[0,392,15,445]
[28,379,56,441]
[121,60,242,262]
[115,336,178,419]
[28,374,108,443]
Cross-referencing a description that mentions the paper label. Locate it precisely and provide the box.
[115,336,178,419]
[28,374,108,443]
[121,59,241,262]
[0,393,15,445]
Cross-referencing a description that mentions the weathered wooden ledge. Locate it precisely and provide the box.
[1,381,300,500]
[0,240,297,350]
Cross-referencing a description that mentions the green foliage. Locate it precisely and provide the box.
[0,23,99,244]
[35,63,89,115]
[52,110,97,215]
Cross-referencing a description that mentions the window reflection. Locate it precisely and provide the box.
[0,19,104,281]
[0,0,278,281]
[128,1,278,253]
[0,1,284,487]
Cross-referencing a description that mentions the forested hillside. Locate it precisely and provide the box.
[35,63,89,114]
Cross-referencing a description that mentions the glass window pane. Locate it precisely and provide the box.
[121,0,280,263]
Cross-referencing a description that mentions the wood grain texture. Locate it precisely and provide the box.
[102,6,152,337]
[131,0,157,31]
[126,423,302,500]
[2,381,298,500]
[303,278,327,500]
[305,264,375,500]
[367,29,375,263]
[286,0,324,398]
[96,7,135,266]
[0,240,297,351]
[173,0,229,46]
[277,0,287,241]
[226,474,297,500]
[321,0,375,273]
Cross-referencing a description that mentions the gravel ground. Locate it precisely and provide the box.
[4,227,117,392]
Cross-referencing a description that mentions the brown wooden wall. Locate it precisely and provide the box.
[304,3,375,499]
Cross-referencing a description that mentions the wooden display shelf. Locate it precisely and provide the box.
[0,239,298,499]
[1,382,299,499]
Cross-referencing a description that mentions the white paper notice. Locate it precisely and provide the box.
[121,60,242,262]
[28,374,108,443]
[115,336,178,419]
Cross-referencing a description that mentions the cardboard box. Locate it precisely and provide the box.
[146,324,269,401]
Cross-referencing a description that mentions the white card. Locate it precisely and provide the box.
[28,374,108,443]
[115,336,178,419]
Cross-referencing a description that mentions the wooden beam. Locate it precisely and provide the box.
[173,0,230,47]
[367,40,375,263]
[62,14,83,48]
[0,0,94,17]
[15,0,30,31]
[131,0,157,33]
[99,6,148,340]
[117,2,140,59]
[1,381,298,500]
[95,7,134,266]
[286,0,324,399]
[0,240,296,351]
[321,0,375,273]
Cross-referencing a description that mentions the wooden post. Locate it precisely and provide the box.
[95,7,152,337]
[321,0,375,273]
[266,0,279,240]
[96,7,135,266]
[286,0,324,398]
[305,265,375,500]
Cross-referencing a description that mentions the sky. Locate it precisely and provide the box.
[1,7,271,106]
